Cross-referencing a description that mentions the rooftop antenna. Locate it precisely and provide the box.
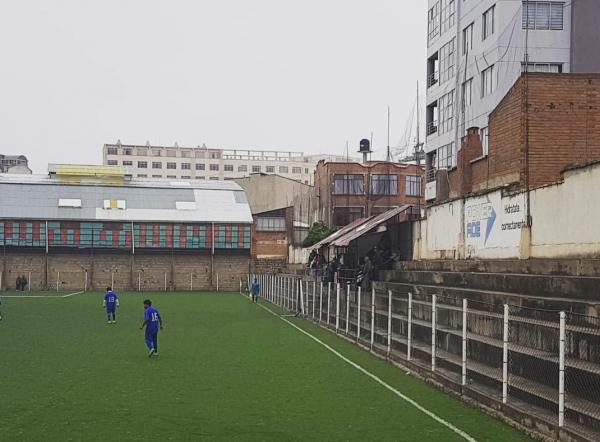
[415,82,422,166]
[386,106,391,162]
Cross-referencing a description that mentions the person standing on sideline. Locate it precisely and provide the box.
[103,287,119,324]
[140,299,163,357]
[250,277,260,303]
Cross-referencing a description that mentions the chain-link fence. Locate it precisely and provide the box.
[253,273,600,437]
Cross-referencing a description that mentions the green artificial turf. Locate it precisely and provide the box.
[0,291,532,441]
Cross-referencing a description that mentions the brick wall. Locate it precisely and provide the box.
[439,74,600,202]
[1,250,248,292]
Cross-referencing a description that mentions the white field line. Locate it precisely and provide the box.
[2,291,85,299]
[62,291,85,298]
[257,300,478,442]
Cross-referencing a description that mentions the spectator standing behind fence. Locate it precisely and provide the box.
[250,278,260,303]
[361,256,374,291]
[15,275,27,291]
[327,256,339,283]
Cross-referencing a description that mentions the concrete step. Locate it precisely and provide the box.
[393,259,600,277]
[373,281,599,315]
[380,269,600,302]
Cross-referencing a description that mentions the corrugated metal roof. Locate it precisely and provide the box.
[0,175,252,223]
[307,217,368,251]
[331,206,412,247]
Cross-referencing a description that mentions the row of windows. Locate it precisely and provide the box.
[107,160,307,174]
[333,175,422,197]
[106,147,222,159]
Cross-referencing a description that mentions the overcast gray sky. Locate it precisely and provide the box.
[0,1,426,173]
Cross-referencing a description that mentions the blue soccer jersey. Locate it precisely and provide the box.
[144,306,161,333]
[104,291,118,311]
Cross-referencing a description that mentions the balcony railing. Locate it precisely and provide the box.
[426,120,438,136]
[427,71,439,88]
[426,168,436,183]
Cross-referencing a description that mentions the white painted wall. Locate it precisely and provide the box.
[415,162,600,260]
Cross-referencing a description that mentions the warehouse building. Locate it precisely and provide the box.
[0,165,253,291]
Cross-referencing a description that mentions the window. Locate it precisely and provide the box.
[209,151,220,159]
[181,175,191,179]
[209,164,219,171]
[195,150,205,158]
[304,168,309,174]
[152,174,162,178]
[224,164,234,172]
[333,174,364,195]
[292,167,302,174]
[256,217,286,232]
[439,90,454,134]
[152,149,162,157]
[152,162,162,169]
[481,65,495,97]
[181,163,191,170]
[333,207,364,227]
[238,165,247,172]
[166,175,177,179]
[137,174,147,178]
[122,160,133,166]
[196,163,205,171]
[252,165,261,173]
[136,148,148,156]
[370,174,398,195]
[196,176,205,180]
[462,23,474,55]
[107,147,118,155]
[138,161,148,168]
[441,0,455,33]
[209,176,220,180]
[437,143,454,169]
[279,166,289,174]
[166,150,176,158]
[522,62,562,73]
[123,148,132,156]
[439,38,455,84]
[461,78,473,110]
[428,2,440,43]
[181,150,190,158]
[523,1,564,30]
[406,176,422,197]
[482,5,495,40]
[167,162,177,169]
[107,160,118,165]
[266,166,275,173]
[480,127,489,155]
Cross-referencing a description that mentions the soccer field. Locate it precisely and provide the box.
[0,292,532,441]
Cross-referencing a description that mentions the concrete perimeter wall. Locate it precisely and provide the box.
[415,161,600,260]
[1,250,249,292]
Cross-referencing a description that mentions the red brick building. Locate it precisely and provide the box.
[314,161,424,228]
[433,73,600,201]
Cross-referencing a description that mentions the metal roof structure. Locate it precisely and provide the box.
[0,174,252,224]
[308,217,368,251]
[330,206,412,247]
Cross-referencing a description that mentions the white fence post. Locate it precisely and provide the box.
[164,273,167,292]
[190,273,193,292]
[111,272,114,291]
[345,283,350,335]
[335,283,340,332]
[138,272,141,292]
[503,304,509,404]
[370,287,375,350]
[357,286,362,343]
[387,289,392,356]
[216,273,219,292]
[462,298,468,387]
[431,294,437,372]
[327,282,331,326]
[312,281,316,319]
[299,279,305,316]
[407,292,413,361]
[559,311,566,427]
[56,271,60,292]
[305,280,309,315]
[319,282,323,322]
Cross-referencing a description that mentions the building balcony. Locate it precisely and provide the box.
[426,120,438,136]
[427,71,439,89]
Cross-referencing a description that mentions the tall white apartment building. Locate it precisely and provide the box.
[103,141,350,185]
[424,0,600,200]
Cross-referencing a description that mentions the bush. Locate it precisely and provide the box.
[302,222,336,248]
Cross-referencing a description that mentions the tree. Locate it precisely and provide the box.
[302,222,336,248]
